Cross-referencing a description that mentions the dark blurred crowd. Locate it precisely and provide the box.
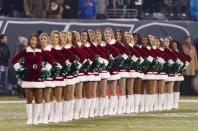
[0,0,196,19]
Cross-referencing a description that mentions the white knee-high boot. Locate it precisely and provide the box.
[109,96,116,115]
[99,97,106,116]
[104,96,109,115]
[26,104,33,125]
[94,97,100,116]
[122,95,127,114]
[144,94,152,112]
[89,98,96,118]
[154,94,159,110]
[43,103,50,124]
[82,98,91,118]
[149,94,155,111]
[38,103,44,124]
[167,93,174,110]
[126,95,132,114]
[130,95,135,113]
[158,94,164,111]
[63,101,70,122]
[68,100,75,121]
[79,98,85,118]
[113,95,118,115]
[139,94,145,112]
[118,95,125,115]
[33,103,42,125]
[173,92,180,109]
[48,101,54,122]
[53,102,62,123]
[162,93,168,110]
[134,94,141,113]
[74,99,82,120]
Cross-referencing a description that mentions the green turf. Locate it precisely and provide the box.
[0,101,198,131]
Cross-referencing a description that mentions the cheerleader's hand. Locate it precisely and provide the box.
[140,57,144,63]
[13,62,21,71]
[157,57,165,64]
[98,57,104,64]
[65,59,71,65]
[57,63,62,68]
[131,55,138,62]
[103,59,109,66]
[110,54,114,60]
[83,59,87,64]
[88,59,93,65]
[168,59,174,64]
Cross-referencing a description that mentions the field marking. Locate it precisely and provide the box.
[0,99,198,104]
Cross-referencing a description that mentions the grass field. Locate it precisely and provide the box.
[0,96,198,131]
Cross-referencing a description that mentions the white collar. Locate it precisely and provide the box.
[43,45,52,51]
[53,45,62,50]
[26,46,41,52]
[146,46,151,50]
[138,45,142,48]
[129,43,134,47]
[84,42,90,47]
[64,44,72,49]
[109,39,116,45]
[159,47,164,51]
[100,41,106,47]
[152,46,157,49]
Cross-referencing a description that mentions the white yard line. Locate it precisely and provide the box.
[0,99,198,104]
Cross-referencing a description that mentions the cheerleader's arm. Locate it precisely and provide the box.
[12,49,26,71]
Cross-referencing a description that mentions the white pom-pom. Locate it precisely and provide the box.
[13,63,21,71]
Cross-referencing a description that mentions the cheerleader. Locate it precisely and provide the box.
[124,32,140,113]
[170,40,191,109]
[113,30,131,114]
[70,31,89,119]
[140,36,157,112]
[80,30,101,118]
[12,34,45,125]
[154,37,168,111]
[132,33,146,113]
[39,33,55,124]
[163,37,177,110]
[103,28,121,115]
[60,32,78,121]
[49,31,66,123]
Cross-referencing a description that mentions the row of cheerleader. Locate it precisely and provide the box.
[12,28,191,125]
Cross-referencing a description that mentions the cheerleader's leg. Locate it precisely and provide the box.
[126,78,135,113]
[83,82,92,118]
[109,80,117,115]
[157,80,165,111]
[145,81,152,112]
[33,88,43,125]
[94,81,100,117]
[53,87,63,123]
[118,78,126,115]
[133,78,142,113]
[166,81,174,110]
[140,80,146,112]
[150,80,157,111]
[48,89,55,122]
[74,82,83,120]
[99,79,107,116]
[89,81,97,118]
[173,81,181,109]
[25,88,34,125]
[42,87,51,124]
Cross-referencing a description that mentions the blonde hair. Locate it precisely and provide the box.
[39,33,50,44]
[124,31,135,45]
[50,30,61,46]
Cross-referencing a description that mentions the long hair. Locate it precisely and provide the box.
[115,30,124,43]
